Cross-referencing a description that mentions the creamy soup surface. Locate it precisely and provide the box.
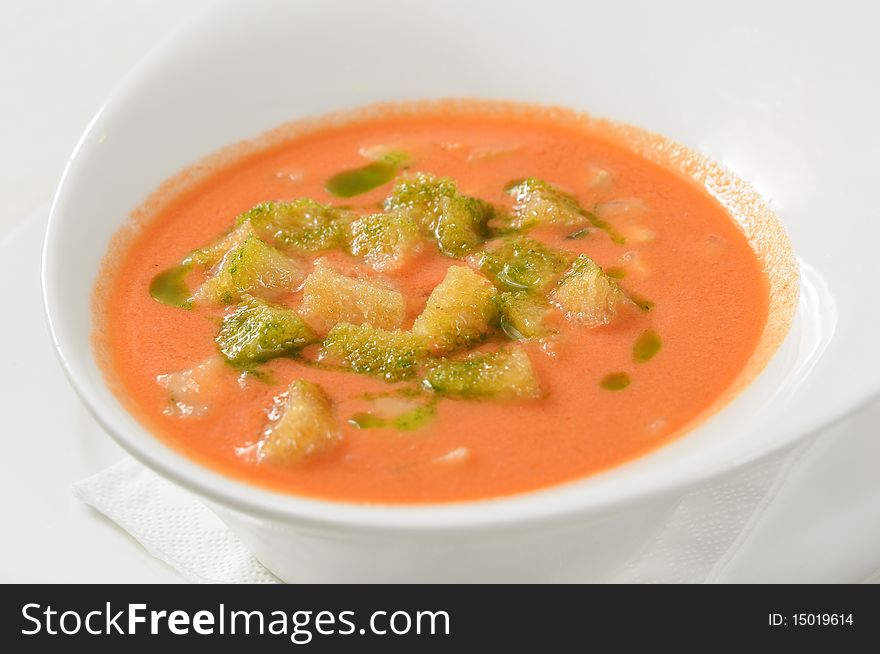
[97,103,772,503]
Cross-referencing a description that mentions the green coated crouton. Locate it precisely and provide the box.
[298,264,406,335]
[384,172,491,257]
[321,323,428,382]
[238,199,353,252]
[195,234,305,304]
[412,266,498,353]
[216,295,318,367]
[184,222,256,268]
[505,177,587,229]
[257,380,340,465]
[383,171,457,222]
[423,348,541,399]
[472,236,573,292]
[348,210,423,271]
[433,194,491,257]
[496,291,552,340]
[549,254,632,327]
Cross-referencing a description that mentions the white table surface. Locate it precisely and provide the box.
[2,0,878,583]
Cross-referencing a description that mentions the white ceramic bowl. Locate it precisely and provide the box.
[43,0,880,582]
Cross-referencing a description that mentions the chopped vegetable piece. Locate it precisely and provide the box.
[194,234,305,304]
[298,264,406,335]
[156,356,225,418]
[588,168,613,189]
[384,172,491,257]
[237,200,353,252]
[257,380,340,465]
[348,210,423,271]
[423,348,541,400]
[433,447,470,464]
[496,291,552,339]
[549,254,632,327]
[216,295,318,367]
[565,228,590,240]
[412,265,497,353]
[321,323,428,381]
[594,198,648,220]
[505,177,587,228]
[472,236,573,291]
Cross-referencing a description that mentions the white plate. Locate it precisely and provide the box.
[41,0,880,581]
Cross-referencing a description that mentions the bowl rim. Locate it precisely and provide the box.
[41,0,880,534]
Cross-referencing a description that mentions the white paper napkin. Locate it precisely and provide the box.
[73,459,278,584]
[73,444,810,584]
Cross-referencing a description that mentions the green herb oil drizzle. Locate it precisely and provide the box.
[325,151,410,198]
[633,329,662,363]
[584,210,626,245]
[149,264,193,309]
[600,372,631,391]
[348,403,436,432]
[629,293,655,312]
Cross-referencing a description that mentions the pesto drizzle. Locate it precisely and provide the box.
[325,151,409,198]
[629,293,655,312]
[584,210,626,245]
[149,264,193,309]
[600,372,631,391]
[633,329,662,363]
[348,403,436,432]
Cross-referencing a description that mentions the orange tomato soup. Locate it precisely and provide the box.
[97,103,772,503]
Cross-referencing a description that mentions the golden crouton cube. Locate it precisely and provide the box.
[549,254,632,327]
[298,264,406,335]
[257,380,341,465]
[411,266,497,353]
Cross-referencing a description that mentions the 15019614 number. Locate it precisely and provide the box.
[768,613,854,627]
